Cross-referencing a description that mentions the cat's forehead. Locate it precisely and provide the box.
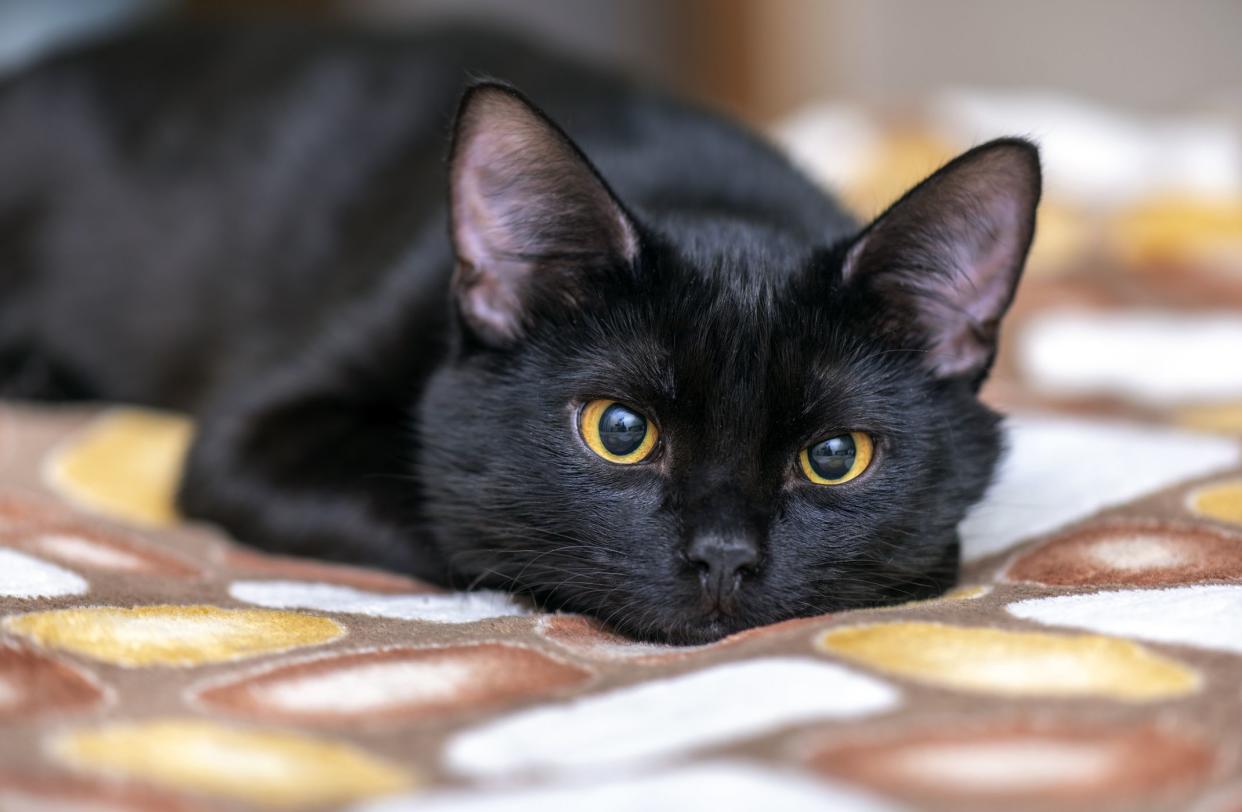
[567,213,885,423]
[653,212,820,290]
[616,279,855,412]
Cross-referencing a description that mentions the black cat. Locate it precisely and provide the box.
[0,24,1039,644]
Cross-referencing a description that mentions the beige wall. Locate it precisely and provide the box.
[749,0,1242,117]
[16,0,1231,124]
[344,0,1242,122]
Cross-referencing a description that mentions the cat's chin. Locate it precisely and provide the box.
[608,611,770,647]
[601,574,961,646]
[622,622,733,647]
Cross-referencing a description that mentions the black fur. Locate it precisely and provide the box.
[0,24,1040,644]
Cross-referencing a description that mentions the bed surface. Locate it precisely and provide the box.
[4,95,1242,811]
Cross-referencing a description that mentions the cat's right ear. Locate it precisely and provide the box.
[840,138,1041,385]
[448,82,639,347]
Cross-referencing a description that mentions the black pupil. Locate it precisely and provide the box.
[599,403,647,456]
[809,434,856,481]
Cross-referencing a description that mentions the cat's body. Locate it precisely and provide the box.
[3,25,842,406]
[0,24,1039,643]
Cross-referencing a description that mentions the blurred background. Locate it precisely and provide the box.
[4,0,1241,430]
[8,0,1242,119]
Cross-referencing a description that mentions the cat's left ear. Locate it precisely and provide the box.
[842,138,1041,384]
[448,82,639,346]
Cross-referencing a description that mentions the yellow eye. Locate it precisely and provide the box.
[580,399,658,464]
[799,431,874,485]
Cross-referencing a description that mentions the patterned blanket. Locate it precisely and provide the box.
[2,333,1242,812]
[4,100,1242,812]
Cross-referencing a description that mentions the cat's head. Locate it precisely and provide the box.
[419,83,1040,644]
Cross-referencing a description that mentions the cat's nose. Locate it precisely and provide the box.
[686,534,759,611]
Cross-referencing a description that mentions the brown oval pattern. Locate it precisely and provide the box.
[0,493,69,531]
[536,612,833,664]
[7,529,198,578]
[0,645,106,720]
[535,615,687,662]
[806,719,1216,807]
[193,643,592,725]
[1004,519,1242,587]
[0,492,198,577]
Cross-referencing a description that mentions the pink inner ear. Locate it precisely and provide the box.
[920,196,1031,377]
[457,261,526,341]
[843,142,1039,379]
[951,192,1026,323]
[447,86,637,345]
[453,123,545,267]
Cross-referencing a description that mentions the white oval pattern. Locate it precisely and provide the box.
[228,581,530,624]
[1008,585,1242,654]
[444,658,900,778]
[0,549,88,598]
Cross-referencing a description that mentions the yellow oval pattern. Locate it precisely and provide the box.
[1177,403,1242,436]
[942,585,990,601]
[51,718,414,807]
[44,409,194,526]
[883,584,992,611]
[817,621,1198,701]
[3,605,343,667]
[1188,479,1242,526]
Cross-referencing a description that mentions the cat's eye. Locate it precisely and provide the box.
[799,431,874,485]
[580,399,658,464]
